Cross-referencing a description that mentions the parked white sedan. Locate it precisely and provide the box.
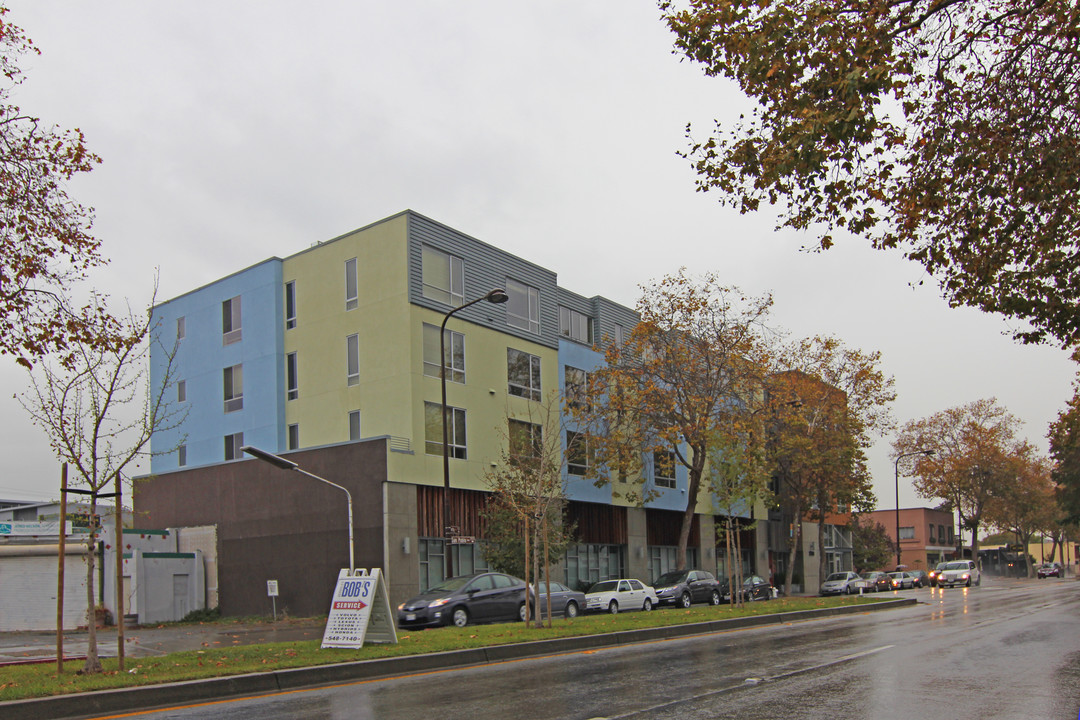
[585,578,658,614]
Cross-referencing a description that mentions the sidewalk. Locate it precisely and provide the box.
[0,617,326,666]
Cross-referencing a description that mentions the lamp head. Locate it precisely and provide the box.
[241,446,298,471]
[485,288,509,304]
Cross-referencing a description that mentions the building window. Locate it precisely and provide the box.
[222,296,242,345]
[506,279,540,334]
[564,366,589,408]
[509,419,542,460]
[223,364,243,413]
[559,306,591,344]
[567,431,589,476]
[613,323,624,346]
[177,380,186,403]
[654,450,676,489]
[285,280,297,329]
[939,525,946,543]
[286,352,298,400]
[224,432,243,461]
[346,334,359,386]
[287,424,299,450]
[176,316,186,340]
[899,526,915,540]
[349,410,361,441]
[421,245,464,306]
[564,543,625,592]
[345,258,358,310]
[177,445,187,467]
[423,324,465,383]
[507,348,541,400]
[425,401,466,459]
[418,538,446,592]
[929,524,935,543]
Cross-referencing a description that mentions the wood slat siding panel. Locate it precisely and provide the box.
[646,508,700,547]
[416,485,490,537]
[566,501,627,545]
[407,212,560,349]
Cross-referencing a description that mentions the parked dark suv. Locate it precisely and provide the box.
[652,569,722,607]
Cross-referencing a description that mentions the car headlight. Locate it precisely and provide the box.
[398,603,406,611]
[961,573,969,579]
[429,597,450,608]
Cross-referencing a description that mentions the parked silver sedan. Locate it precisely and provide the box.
[584,578,658,614]
[820,571,864,596]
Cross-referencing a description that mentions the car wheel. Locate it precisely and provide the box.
[845,584,853,595]
[518,602,528,622]
[608,600,619,614]
[710,590,721,606]
[976,576,981,586]
[643,598,653,612]
[965,578,971,587]
[452,607,469,628]
[565,601,579,619]
[679,592,692,609]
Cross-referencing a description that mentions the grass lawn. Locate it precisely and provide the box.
[0,595,887,702]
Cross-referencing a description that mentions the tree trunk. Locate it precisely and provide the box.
[532,516,542,629]
[83,498,102,674]
[522,515,531,627]
[676,458,706,571]
[542,514,552,628]
[784,501,803,597]
[817,519,827,591]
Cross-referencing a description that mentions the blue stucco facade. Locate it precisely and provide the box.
[149,259,285,472]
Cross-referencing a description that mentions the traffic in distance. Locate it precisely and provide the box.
[819,559,986,596]
[395,569,782,629]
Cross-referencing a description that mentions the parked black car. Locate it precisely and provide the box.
[719,574,775,602]
[397,572,527,629]
[652,569,723,608]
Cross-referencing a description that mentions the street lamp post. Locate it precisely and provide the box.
[894,449,935,567]
[439,288,508,578]
[242,446,355,575]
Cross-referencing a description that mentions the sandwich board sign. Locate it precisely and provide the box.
[321,568,398,648]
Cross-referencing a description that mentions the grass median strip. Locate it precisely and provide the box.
[0,595,887,702]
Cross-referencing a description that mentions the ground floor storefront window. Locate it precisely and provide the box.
[564,543,625,591]
[418,538,488,591]
[648,545,700,582]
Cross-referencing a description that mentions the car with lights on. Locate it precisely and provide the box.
[936,560,981,588]
[652,569,722,608]
[861,571,889,592]
[585,578,658,614]
[928,561,949,587]
[887,571,915,590]
[397,572,528,629]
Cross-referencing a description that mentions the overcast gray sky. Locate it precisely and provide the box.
[2,1,1074,514]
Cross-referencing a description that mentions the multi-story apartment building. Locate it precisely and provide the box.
[138,210,766,614]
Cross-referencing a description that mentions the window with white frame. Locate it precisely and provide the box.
[564,366,589,408]
[345,258,358,310]
[559,306,591,344]
[286,352,298,400]
[346,334,359,386]
[653,450,676,489]
[509,419,542,460]
[223,364,243,413]
[899,526,915,540]
[285,280,297,329]
[567,431,589,476]
[287,424,299,450]
[423,323,465,383]
[349,410,361,441]
[425,401,466,459]
[222,296,241,345]
[177,316,186,340]
[177,379,186,403]
[224,432,244,461]
[421,245,464,306]
[613,323,624,346]
[506,278,540,333]
[507,348,541,400]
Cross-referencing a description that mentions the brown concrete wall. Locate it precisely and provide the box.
[134,440,387,618]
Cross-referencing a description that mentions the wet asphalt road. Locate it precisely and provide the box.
[102,578,1080,720]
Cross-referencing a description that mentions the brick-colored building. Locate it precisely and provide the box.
[865,507,956,571]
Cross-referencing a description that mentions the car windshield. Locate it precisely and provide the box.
[655,571,689,586]
[426,575,474,593]
[943,562,968,570]
[588,581,619,593]
[825,573,849,582]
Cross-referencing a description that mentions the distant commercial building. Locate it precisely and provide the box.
[865,507,956,570]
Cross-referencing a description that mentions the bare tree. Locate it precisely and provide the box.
[17,289,185,673]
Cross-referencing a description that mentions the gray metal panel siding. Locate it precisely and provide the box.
[407,212,560,349]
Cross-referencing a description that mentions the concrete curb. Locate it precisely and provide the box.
[3,598,916,720]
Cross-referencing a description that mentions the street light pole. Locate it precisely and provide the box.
[242,446,355,575]
[894,449,935,567]
[439,288,508,579]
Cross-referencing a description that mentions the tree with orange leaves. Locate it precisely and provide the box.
[985,447,1057,578]
[1,6,120,370]
[572,270,775,572]
[894,398,1028,563]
